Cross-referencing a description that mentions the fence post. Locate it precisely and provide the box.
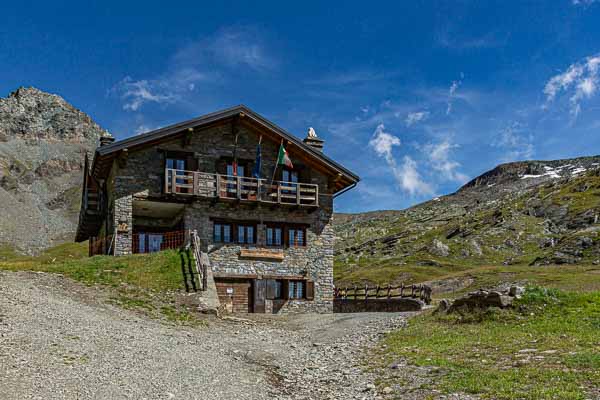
[375,285,380,298]
[364,284,369,301]
[400,283,404,297]
[344,287,348,299]
[353,285,357,300]
[387,284,391,299]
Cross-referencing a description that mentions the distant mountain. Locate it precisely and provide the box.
[334,156,600,286]
[0,87,107,253]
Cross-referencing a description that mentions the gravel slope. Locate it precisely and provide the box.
[0,271,409,400]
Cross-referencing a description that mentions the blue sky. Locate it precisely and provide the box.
[2,1,600,212]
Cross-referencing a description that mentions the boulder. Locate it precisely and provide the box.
[429,239,450,257]
[448,289,513,312]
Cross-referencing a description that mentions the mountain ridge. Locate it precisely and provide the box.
[334,155,600,286]
[0,87,107,252]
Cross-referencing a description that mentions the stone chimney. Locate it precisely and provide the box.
[303,127,324,152]
[99,134,115,147]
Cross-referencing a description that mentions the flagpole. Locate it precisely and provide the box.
[270,138,283,184]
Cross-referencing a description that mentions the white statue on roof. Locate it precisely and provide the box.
[307,127,318,138]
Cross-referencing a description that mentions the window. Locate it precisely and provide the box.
[266,224,307,247]
[266,226,283,246]
[288,280,305,299]
[288,227,305,247]
[214,223,232,243]
[214,221,256,244]
[237,224,255,244]
[226,162,245,177]
[166,158,186,171]
[281,168,298,196]
[166,157,188,193]
[282,169,298,184]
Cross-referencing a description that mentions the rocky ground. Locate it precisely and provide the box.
[0,87,107,252]
[0,270,414,400]
[334,157,600,287]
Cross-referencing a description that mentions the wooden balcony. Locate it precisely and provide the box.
[164,169,319,207]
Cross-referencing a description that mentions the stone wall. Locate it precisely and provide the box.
[333,298,424,313]
[104,121,336,311]
[184,201,334,313]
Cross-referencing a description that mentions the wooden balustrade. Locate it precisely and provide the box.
[164,169,319,207]
[334,283,432,304]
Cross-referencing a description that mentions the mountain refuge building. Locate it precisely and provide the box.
[75,106,359,313]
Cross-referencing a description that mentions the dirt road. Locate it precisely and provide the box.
[0,271,408,399]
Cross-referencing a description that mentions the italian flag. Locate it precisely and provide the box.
[277,143,293,169]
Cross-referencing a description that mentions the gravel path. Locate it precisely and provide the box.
[0,271,409,400]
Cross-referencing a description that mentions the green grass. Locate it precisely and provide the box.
[0,242,205,326]
[382,287,600,399]
[335,259,600,296]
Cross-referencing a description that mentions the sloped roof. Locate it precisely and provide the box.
[91,105,359,191]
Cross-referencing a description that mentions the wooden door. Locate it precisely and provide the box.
[253,279,266,313]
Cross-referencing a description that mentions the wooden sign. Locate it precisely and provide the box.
[239,249,284,261]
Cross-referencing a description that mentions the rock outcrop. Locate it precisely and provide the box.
[334,155,600,280]
[0,87,108,252]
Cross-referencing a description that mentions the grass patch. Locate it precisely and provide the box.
[0,243,206,327]
[0,246,184,291]
[383,287,600,399]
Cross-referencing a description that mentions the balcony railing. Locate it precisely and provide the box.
[164,169,319,207]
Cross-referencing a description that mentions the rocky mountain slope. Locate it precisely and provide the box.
[0,87,107,252]
[334,156,600,285]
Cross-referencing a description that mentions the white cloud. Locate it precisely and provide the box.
[446,77,463,115]
[112,26,273,111]
[494,121,535,161]
[369,124,401,164]
[175,26,275,71]
[572,0,598,5]
[405,111,430,126]
[397,156,434,196]
[543,54,600,117]
[423,140,469,183]
[134,124,159,135]
[368,124,433,196]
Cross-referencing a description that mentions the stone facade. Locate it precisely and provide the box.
[101,121,339,313]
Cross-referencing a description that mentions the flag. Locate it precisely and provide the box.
[252,143,262,178]
[277,143,293,169]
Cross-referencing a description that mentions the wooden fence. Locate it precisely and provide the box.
[334,283,432,304]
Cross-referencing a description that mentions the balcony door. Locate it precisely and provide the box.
[166,158,188,193]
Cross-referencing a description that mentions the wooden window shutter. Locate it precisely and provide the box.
[282,280,290,300]
[187,154,197,171]
[306,280,315,300]
[299,166,311,184]
[215,158,227,175]
[266,279,277,300]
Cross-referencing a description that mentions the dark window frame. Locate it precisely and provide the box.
[265,223,307,248]
[212,219,257,245]
[288,280,305,299]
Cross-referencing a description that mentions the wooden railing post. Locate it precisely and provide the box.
[296,183,301,205]
[193,171,199,195]
[237,176,242,199]
[387,284,391,299]
[216,174,221,198]
[353,285,357,300]
[171,170,177,193]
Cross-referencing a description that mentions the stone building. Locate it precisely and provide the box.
[75,106,359,313]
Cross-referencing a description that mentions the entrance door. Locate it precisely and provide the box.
[252,279,266,313]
